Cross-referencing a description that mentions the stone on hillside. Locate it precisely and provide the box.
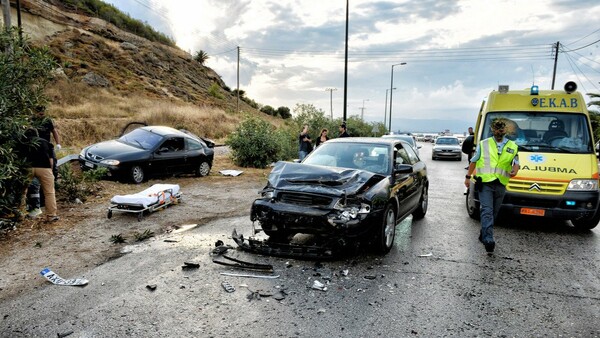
[120,42,138,52]
[82,72,111,87]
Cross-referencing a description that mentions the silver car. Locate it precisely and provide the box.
[432,136,462,161]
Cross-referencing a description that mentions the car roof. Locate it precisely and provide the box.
[140,126,192,138]
[325,137,397,145]
[381,134,415,142]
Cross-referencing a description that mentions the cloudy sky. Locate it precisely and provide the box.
[102,0,600,133]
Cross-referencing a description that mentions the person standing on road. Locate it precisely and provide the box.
[464,119,519,253]
[338,122,350,138]
[462,126,475,169]
[298,124,312,161]
[315,128,329,147]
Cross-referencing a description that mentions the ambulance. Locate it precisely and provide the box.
[466,81,599,229]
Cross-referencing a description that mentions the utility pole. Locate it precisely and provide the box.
[325,88,337,119]
[16,0,21,40]
[236,46,240,113]
[1,0,11,30]
[551,41,559,90]
[389,62,406,133]
[343,0,349,123]
[360,99,369,121]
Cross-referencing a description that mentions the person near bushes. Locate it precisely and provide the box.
[23,129,59,222]
[298,124,312,161]
[315,128,329,147]
[338,122,350,138]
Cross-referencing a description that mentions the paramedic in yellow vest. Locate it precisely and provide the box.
[464,118,519,253]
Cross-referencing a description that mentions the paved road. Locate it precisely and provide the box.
[1,142,599,337]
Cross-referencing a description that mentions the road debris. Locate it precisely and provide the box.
[220,272,280,279]
[181,262,200,269]
[146,284,157,291]
[311,280,327,291]
[40,268,88,286]
[221,281,235,293]
[418,253,433,257]
[213,255,273,272]
[219,169,244,176]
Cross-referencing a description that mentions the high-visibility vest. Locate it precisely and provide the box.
[475,137,518,185]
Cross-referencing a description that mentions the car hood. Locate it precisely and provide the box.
[85,140,146,160]
[267,161,384,196]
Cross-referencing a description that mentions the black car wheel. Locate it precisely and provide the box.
[412,184,428,219]
[571,209,600,230]
[195,161,211,177]
[466,186,480,220]
[374,204,396,254]
[130,165,145,184]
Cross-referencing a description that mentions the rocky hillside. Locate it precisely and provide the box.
[10,0,264,136]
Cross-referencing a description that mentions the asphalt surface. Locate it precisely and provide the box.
[1,142,599,337]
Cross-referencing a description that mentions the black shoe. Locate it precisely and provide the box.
[485,242,495,253]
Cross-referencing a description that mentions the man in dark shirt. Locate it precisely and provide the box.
[339,122,350,138]
[23,129,59,222]
[298,124,312,161]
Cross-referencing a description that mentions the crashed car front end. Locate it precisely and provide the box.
[250,162,389,237]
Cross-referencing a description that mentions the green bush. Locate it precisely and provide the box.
[56,165,107,203]
[226,116,281,168]
[208,83,223,100]
[0,28,57,219]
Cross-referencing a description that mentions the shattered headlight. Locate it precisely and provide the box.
[567,179,598,191]
[260,189,274,199]
[331,199,371,224]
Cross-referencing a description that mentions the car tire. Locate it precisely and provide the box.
[374,204,396,254]
[466,186,480,220]
[571,209,600,230]
[412,184,428,219]
[195,161,211,177]
[130,165,145,184]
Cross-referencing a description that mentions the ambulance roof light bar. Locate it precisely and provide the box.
[530,85,539,95]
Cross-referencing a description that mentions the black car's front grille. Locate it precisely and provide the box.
[279,192,333,206]
[87,152,104,161]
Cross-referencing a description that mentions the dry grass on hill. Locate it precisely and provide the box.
[45,79,285,154]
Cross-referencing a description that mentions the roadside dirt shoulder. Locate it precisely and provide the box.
[0,154,269,302]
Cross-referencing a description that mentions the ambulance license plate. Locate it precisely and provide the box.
[520,208,545,216]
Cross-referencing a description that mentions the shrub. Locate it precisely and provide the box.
[226,116,280,168]
[208,83,223,100]
[56,165,107,203]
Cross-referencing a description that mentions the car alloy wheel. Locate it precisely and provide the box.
[130,165,144,184]
[196,161,211,177]
[376,204,396,254]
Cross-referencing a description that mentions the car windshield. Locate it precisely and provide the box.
[303,142,390,174]
[118,128,163,150]
[483,112,593,153]
[436,138,459,145]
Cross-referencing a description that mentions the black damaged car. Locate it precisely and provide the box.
[79,126,214,183]
[250,137,428,254]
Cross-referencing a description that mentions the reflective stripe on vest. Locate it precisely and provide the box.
[475,138,517,185]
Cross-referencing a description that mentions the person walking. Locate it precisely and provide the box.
[315,128,329,147]
[464,119,519,253]
[461,126,475,169]
[338,122,350,138]
[23,129,59,222]
[298,124,312,161]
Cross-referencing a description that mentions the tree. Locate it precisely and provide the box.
[260,105,276,116]
[193,50,209,65]
[0,28,57,219]
[276,106,291,119]
[587,93,600,142]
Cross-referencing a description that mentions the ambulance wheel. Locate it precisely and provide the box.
[107,210,112,219]
[466,186,480,220]
[571,210,600,230]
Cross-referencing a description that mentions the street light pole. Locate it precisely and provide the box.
[389,62,406,133]
[384,87,396,132]
[360,99,369,121]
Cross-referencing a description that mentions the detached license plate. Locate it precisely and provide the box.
[85,161,94,168]
[520,208,545,216]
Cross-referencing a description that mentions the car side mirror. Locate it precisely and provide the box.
[394,164,413,174]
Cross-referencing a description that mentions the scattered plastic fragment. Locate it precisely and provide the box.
[219,170,243,176]
[146,284,157,291]
[418,253,433,257]
[311,280,327,291]
[182,262,200,269]
[342,269,349,276]
[39,268,88,286]
[317,308,326,314]
[363,275,376,280]
[222,281,235,293]
[220,272,280,279]
[57,331,74,338]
